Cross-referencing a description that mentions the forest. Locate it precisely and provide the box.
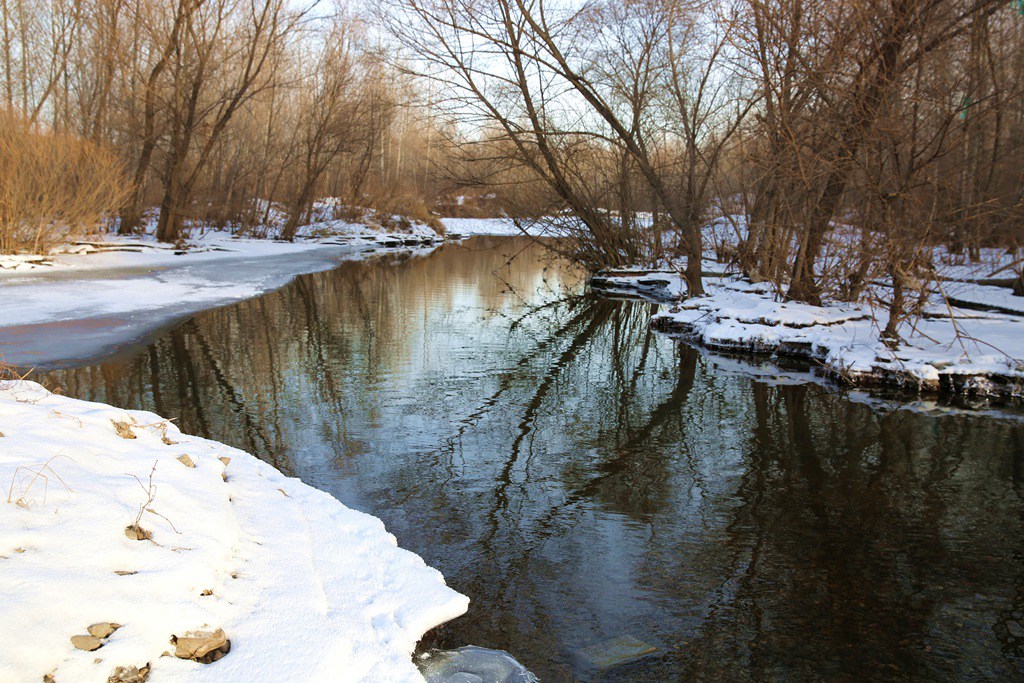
[2,0,1023,310]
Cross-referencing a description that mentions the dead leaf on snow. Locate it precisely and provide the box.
[111,420,136,439]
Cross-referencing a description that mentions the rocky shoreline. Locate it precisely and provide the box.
[591,270,1024,403]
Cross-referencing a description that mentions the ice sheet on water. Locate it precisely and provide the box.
[419,646,538,683]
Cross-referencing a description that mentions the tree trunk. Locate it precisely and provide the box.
[788,223,828,304]
[119,139,159,235]
[282,160,321,240]
[156,157,186,243]
[155,187,184,244]
[684,223,705,297]
[788,167,847,304]
[882,264,904,347]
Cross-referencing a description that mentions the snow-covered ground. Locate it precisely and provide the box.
[942,281,1024,315]
[0,225,444,368]
[583,213,1024,399]
[0,380,468,682]
[0,215,443,277]
[592,271,1024,399]
[439,217,555,237]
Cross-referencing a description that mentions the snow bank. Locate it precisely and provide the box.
[594,273,1024,399]
[0,381,468,682]
[440,217,553,237]
[0,223,442,279]
[0,229,443,368]
[943,281,1024,315]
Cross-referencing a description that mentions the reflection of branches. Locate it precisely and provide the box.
[993,427,1024,664]
[183,322,282,469]
[485,299,618,541]
[506,294,579,333]
[511,344,700,555]
[169,328,212,440]
[294,275,350,454]
[491,238,578,310]
[427,295,595,479]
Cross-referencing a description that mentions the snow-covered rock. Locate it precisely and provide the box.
[0,381,468,682]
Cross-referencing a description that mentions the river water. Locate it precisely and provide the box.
[36,237,1024,680]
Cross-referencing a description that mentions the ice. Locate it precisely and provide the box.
[0,236,439,368]
[418,646,538,683]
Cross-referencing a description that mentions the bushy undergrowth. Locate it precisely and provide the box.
[0,111,128,254]
[370,195,446,235]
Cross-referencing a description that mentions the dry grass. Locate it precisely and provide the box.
[0,360,32,383]
[126,461,181,540]
[367,195,446,236]
[7,454,75,509]
[0,356,63,400]
[0,110,129,254]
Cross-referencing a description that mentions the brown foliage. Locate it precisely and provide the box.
[0,111,128,254]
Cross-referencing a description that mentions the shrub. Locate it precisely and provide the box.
[365,194,448,236]
[0,111,129,254]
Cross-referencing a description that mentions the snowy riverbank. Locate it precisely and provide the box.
[0,216,542,368]
[439,217,554,237]
[592,271,1024,400]
[0,224,445,368]
[0,380,468,682]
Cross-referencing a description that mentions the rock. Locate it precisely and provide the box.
[171,629,231,663]
[176,454,195,468]
[88,623,121,639]
[111,420,136,439]
[107,664,149,683]
[124,525,152,541]
[575,635,658,670]
[218,457,231,467]
[71,634,103,651]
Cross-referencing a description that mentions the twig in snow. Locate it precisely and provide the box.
[7,453,75,508]
[125,461,182,538]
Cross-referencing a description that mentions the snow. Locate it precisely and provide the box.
[942,281,1024,315]
[0,229,442,368]
[932,247,1020,283]
[595,273,1024,398]
[582,213,1024,398]
[440,218,552,237]
[0,380,469,682]
[589,263,735,301]
[0,222,441,278]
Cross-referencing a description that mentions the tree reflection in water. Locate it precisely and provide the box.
[45,237,1024,680]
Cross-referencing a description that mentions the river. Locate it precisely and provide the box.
[31,236,1024,680]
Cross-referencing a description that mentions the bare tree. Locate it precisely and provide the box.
[281,15,360,239]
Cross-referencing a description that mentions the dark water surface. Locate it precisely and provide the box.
[38,237,1024,680]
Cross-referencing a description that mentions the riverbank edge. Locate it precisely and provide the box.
[0,379,470,681]
[0,225,469,368]
[590,272,1024,403]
